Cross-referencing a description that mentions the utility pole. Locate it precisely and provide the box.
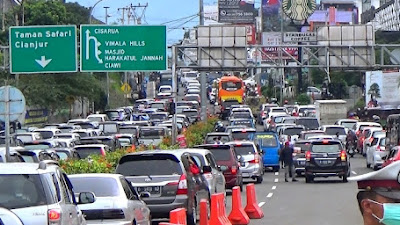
[199,0,207,121]
[118,7,128,25]
[129,3,148,25]
[104,6,110,107]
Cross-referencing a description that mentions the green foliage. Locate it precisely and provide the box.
[355,98,365,109]
[23,0,67,25]
[297,93,311,105]
[185,117,218,147]
[368,83,381,98]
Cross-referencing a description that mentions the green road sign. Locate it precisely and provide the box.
[80,25,167,72]
[9,25,77,74]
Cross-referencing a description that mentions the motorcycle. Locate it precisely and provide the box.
[347,141,356,157]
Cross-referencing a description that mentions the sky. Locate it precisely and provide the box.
[67,0,217,44]
[67,0,261,44]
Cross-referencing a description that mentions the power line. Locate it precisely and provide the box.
[161,13,199,25]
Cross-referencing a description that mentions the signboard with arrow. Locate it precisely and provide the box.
[9,25,77,74]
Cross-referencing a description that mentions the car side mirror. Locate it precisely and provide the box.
[78,192,95,204]
[202,165,212,173]
[140,192,150,198]
[259,149,264,154]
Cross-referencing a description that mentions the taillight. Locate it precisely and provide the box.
[356,131,360,136]
[101,148,106,156]
[377,145,385,151]
[176,174,187,195]
[48,209,61,223]
[231,166,237,174]
[369,137,374,143]
[340,150,347,161]
[267,119,271,124]
[261,111,265,117]
[305,151,311,161]
[249,154,259,164]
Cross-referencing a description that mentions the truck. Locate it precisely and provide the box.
[315,100,347,126]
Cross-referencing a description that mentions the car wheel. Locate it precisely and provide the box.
[373,165,379,171]
[239,180,244,192]
[273,166,280,172]
[366,159,371,168]
[305,175,313,183]
[343,174,348,183]
[256,175,263,184]
[296,172,302,177]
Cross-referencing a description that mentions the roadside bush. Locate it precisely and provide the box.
[297,94,311,105]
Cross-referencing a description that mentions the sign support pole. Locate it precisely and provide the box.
[172,46,177,145]
[5,85,10,162]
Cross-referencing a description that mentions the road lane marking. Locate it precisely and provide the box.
[352,171,357,175]
[274,178,278,183]
[275,172,279,176]
[267,193,273,198]
[258,202,266,207]
[272,186,276,190]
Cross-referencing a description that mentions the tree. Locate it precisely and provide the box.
[368,83,381,98]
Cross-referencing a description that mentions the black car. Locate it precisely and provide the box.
[305,140,350,183]
[295,117,320,131]
[220,99,239,120]
[293,140,311,176]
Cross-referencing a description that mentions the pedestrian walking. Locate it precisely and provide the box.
[349,161,400,225]
[280,141,298,182]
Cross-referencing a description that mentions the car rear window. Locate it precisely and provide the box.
[271,108,286,113]
[70,177,120,197]
[379,138,386,146]
[150,114,167,120]
[311,143,342,153]
[117,154,182,176]
[304,133,324,139]
[341,121,357,129]
[231,120,253,128]
[139,129,165,139]
[294,142,311,152]
[222,100,239,108]
[234,145,256,155]
[183,111,198,117]
[324,127,346,135]
[256,134,278,147]
[37,131,53,139]
[151,103,165,109]
[0,174,47,209]
[119,127,138,135]
[296,119,319,130]
[100,124,118,134]
[75,147,102,158]
[205,135,231,144]
[231,131,255,140]
[283,128,304,136]
[16,135,33,143]
[208,149,232,161]
[231,113,252,119]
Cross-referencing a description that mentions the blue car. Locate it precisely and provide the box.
[255,132,281,172]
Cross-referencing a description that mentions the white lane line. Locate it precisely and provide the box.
[275,172,279,176]
[272,186,277,190]
[352,171,357,175]
[274,178,278,183]
[267,193,273,198]
[258,202,266,207]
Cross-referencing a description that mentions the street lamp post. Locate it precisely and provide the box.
[89,0,105,24]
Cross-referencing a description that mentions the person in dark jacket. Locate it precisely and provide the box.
[280,141,298,182]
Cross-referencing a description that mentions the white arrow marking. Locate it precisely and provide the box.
[35,56,52,68]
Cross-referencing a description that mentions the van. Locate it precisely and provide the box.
[255,132,281,172]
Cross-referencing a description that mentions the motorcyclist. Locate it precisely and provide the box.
[372,115,380,123]
[346,129,357,151]
[214,121,225,132]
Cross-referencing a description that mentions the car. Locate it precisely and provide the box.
[116,150,210,224]
[305,140,350,183]
[80,136,121,151]
[263,112,288,131]
[257,103,279,124]
[229,118,255,128]
[149,112,169,125]
[150,101,170,112]
[204,132,233,144]
[115,133,139,148]
[319,125,347,143]
[54,148,81,160]
[98,121,120,136]
[181,71,199,86]
[32,128,61,139]
[13,132,42,144]
[366,136,386,170]
[176,106,192,114]
[138,126,169,146]
[225,125,247,134]
[69,173,151,225]
[16,148,58,162]
[279,125,306,143]
[187,87,201,95]
[87,114,110,123]
[194,144,243,190]
[299,130,326,140]
[0,146,25,162]
[230,128,256,141]
[362,128,385,155]
[335,119,358,131]
[295,117,320,130]
[0,161,94,225]
[293,140,312,176]
[71,129,97,138]
[228,141,264,183]
[306,86,322,100]
[184,149,226,195]
[357,126,383,155]
[255,132,281,172]
[296,105,316,117]
[74,144,110,159]
[219,99,240,120]
[267,115,293,132]
[353,122,382,138]
[182,109,201,124]
[159,85,173,94]
[382,146,400,168]
[105,109,127,121]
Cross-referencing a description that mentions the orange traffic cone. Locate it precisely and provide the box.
[200,199,209,225]
[244,184,264,219]
[228,186,250,225]
[170,208,187,225]
[209,193,231,225]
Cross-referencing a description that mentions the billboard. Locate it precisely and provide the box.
[365,70,400,109]
[218,0,255,24]
[262,0,281,32]
[261,32,297,60]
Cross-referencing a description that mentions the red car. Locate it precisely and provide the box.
[382,146,400,168]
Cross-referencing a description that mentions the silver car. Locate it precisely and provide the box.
[227,141,264,184]
[366,137,387,170]
[0,161,94,225]
[69,174,151,225]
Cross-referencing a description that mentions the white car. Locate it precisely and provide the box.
[366,136,386,170]
[32,128,62,140]
[158,85,172,94]
[87,114,109,123]
[319,125,347,144]
[181,71,199,86]
[335,119,358,131]
[263,112,288,131]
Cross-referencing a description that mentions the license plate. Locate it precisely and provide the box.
[318,160,332,165]
[137,186,161,194]
[298,161,306,165]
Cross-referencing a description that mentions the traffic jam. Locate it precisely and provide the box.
[1,70,400,225]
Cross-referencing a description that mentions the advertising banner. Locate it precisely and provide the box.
[365,70,400,109]
[218,0,255,24]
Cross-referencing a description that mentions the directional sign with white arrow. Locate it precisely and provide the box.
[35,56,52,68]
[9,25,77,74]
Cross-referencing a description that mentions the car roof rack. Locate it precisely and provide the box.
[38,160,59,170]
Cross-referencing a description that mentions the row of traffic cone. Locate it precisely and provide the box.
[160,183,264,225]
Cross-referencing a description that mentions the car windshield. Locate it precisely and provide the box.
[271,108,286,113]
[208,149,232,161]
[59,127,74,133]
[232,132,255,140]
[186,72,197,78]
[284,128,304,136]
[70,177,120,197]
[118,138,131,144]
[75,147,102,158]
[24,144,50,150]
[117,156,182,176]
[119,127,138,135]
[37,131,53,139]
[258,135,278,147]
[20,155,36,162]
[160,87,171,92]
[299,108,315,114]
[185,96,198,102]
[234,145,256,155]
[325,127,346,135]
[205,135,231,144]
[379,138,386,146]
[296,119,319,130]
[341,121,357,129]
[0,174,47,209]
[283,118,296,124]
[16,135,33,143]
[139,129,165,139]
[311,143,341,153]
